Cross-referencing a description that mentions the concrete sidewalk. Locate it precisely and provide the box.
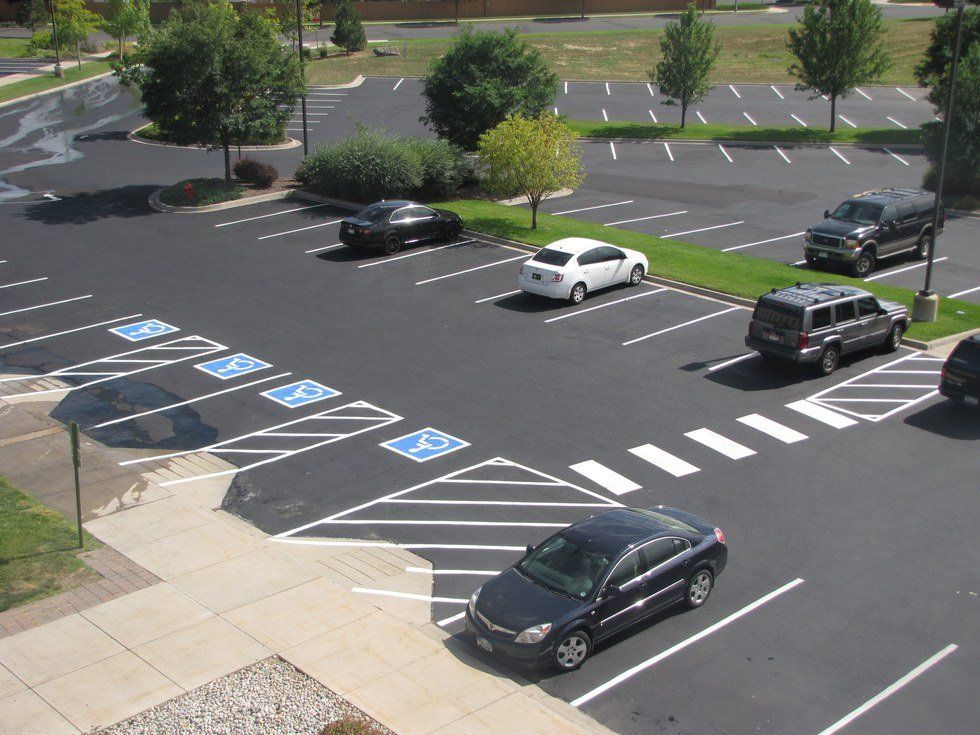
[0,398,613,735]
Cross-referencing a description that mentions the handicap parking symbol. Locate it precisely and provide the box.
[261,379,340,408]
[195,353,271,380]
[380,427,469,463]
[109,319,179,342]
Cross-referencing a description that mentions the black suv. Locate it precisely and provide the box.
[804,188,944,277]
[940,334,980,408]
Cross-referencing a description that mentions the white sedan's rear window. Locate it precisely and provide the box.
[531,248,574,266]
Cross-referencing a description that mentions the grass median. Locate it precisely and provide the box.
[566,120,924,144]
[0,60,114,105]
[431,198,979,343]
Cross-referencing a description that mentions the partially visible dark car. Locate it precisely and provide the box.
[940,334,980,408]
[465,507,727,672]
[339,200,463,255]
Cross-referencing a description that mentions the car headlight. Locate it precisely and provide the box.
[804,229,812,242]
[468,586,481,616]
[514,623,553,644]
[844,238,860,249]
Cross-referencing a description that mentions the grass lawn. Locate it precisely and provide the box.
[0,37,36,58]
[566,120,924,144]
[431,199,979,342]
[0,475,101,612]
[0,60,114,104]
[160,178,248,207]
[306,19,934,86]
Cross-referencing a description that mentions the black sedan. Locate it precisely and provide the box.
[465,506,727,672]
[940,333,980,408]
[338,200,463,255]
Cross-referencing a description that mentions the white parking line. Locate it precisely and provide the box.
[864,257,946,281]
[737,414,808,444]
[770,85,784,100]
[628,444,699,477]
[685,428,755,459]
[329,519,567,528]
[886,116,907,129]
[609,141,617,160]
[837,114,857,128]
[605,82,611,96]
[661,221,744,239]
[215,203,330,227]
[896,87,917,101]
[855,87,872,101]
[276,539,526,552]
[569,460,641,495]
[696,110,707,124]
[353,588,467,604]
[708,352,756,371]
[722,232,805,253]
[647,83,655,96]
[258,219,342,239]
[790,113,808,127]
[948,285,980,299]
[604,211,686,227]
[554,106,558,115]
[305,243,343,254]
[544,288,666,323]
[552,200,633,216]
[883,147,910,166]
[742,112,757,126]
[392,78,404,91]
[416,253,528,285]
[358,240,474,268]
[437,612,466,627]
[406,567,499,576]
[0,294,92,318]
[718,144,733,164]
[602,108,609,122]
[623,307,741,346]
[821,94,829,101]
[816,644,958,735]
[774,146,792,164]
[829,147,851,165]
[786,399,858,428]
[571,578,805,707]
[474,289,521,303]
[0,314,143,351]
[728,84,741,99]
[564,81,568,94]
[0,277,47,290]
[648,110,658,123]
[663,142,674,161]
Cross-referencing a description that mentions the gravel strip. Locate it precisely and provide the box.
[97,656,393,735]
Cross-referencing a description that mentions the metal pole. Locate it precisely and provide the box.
[69,421,83,549]
[50,0,64,79]
[295,0,309,155]
[921,4,963,297]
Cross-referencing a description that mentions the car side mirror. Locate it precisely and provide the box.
[823,210,830,219]
[525,544,535,555]
[878,308,888,316]
[600,585,622,599]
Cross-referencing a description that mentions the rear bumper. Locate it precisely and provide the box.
[519,275,569,300]
[744,335,822,364]
[339,233,382,248]
[464,610,553,670]
[939,380,980,407]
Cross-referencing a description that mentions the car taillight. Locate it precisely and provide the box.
[552,273,563,282]
[748,319,755,334]
[797,332,809,349]
[356,227,370,237]
[940,365,946,381]
[714,527,726,545]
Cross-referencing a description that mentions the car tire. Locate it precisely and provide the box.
[816,345,840,376]
[884,323,904,353]
[915,233,932,260]
[628,264,644,286]
[569,282,587,305]
[852,250,875,278]
[383,235,401,255]
[685,569,713,609]
[553,629,591,672]
[445,223,460,241]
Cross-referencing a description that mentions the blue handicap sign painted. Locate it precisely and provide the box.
[261,380,340,408]
[109,319,179,342]
[381,427,469,463]
[195,353,271,380]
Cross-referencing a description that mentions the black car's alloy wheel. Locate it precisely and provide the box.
[383,235,401,255]
[685,570,713,608]
[445,223,460,241]
[628,264,644,286]
[553,630,591,671]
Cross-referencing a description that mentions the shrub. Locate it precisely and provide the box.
[233,158,279,188]
[318,45,329,59]
[406,138,470,197]
[26,31,53,56]
[319,716,386,735]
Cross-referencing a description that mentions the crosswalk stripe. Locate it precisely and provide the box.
[684,428,755,459]
[569,460,641,495]
[786,399,858,428]
[736,414,808,444]
[629,444,699,477]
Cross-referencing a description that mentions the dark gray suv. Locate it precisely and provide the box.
[803,188,945,277]
[745,283,910,375]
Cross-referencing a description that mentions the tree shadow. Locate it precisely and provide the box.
[903,400,980,440]
[1,546,83,564]
[531,17,590,24]
[19,185,162,225]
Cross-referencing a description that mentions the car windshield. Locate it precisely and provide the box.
[830,201,884,225]
[531,248,574,267]
[518,535,611,600]
[357,204,400,223]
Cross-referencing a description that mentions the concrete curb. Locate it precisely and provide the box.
[308,74,365,89]
[578,136,925,151]
[903,327,980,352]
[0,70,114,110]
[148,187,298,213]
[129,124,301,151]
[496,189,574,206]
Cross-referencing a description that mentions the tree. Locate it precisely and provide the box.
[121,1,303,181]
[421,28,559,150]
[100,0,151,61]
[652,4,719,128]
[787,0,891,132]
[53,0,102,70]
[277,0,320,51]
[330,0,366,53]
[15,0,50,33]
[915,6,979,108]
[478,113,584,230]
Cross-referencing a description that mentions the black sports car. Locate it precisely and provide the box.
[339,200,464,255]
[465,506,727,671]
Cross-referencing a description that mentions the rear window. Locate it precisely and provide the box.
[949,341,980,371]
[357,204,400,223]
[634,510,698,534]
[753,299,803,331]
[531,248,574,267]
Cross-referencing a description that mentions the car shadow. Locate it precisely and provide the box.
[18,185,162,225]
[701,352,871,392]
[493,281,637,314]
[904,400,980,440]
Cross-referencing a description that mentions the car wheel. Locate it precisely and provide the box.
[852,251,875,278]
[553,630,591,672]
[628,264,644,286]
[445,223,460,241]
[569,282,587,305]
[884,323,904,353]
[685,570,713,609]
[383,235,401,255]
[915,233,932,260]
[816,345,840,376]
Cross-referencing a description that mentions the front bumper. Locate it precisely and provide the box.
[804,243,860,264]
[745,335,822,364]
[464,609,554,670]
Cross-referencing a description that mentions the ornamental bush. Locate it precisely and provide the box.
[233,158,278,188]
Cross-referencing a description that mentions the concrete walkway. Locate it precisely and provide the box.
[0,398,613,735]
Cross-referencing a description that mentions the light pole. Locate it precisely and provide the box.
[913,0,965,323]
[49,0,64,79]
[295,0,309,155]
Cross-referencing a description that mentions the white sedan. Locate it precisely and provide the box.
[518,238,649,304]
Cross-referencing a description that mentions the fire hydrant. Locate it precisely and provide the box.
[184,182,195,201]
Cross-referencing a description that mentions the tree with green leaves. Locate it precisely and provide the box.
[330,0,365,53]
[277,0,320,51]
[54,0,102,70]
[478,113,584,230]
[121,1,303,181]
[915,6,979,109]
[422,28,559,150]
[787,0,891,132]
[651,4,720,128]
[15,0,50,33]
[100,0,151,62]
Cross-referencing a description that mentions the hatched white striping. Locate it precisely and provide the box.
[786,399,857,428]
[736,414,808,444]
[629,444,699,477]
[685,428,756,459]
[569,460,641,495]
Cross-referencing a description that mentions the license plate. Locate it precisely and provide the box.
[966,395,978,406]
[532,273,541,281]
[476,637,493,652]
[765,331,780,343]
[818,252,828,258]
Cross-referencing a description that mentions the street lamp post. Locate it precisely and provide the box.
[295,0,309,155]
[49,0,64,79]
[913,0,965,323]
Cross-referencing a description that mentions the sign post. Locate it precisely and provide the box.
[69,421,83,549]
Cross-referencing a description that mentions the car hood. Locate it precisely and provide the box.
[879,298,907,315]
[433,208,461,222]
[812,219,875,238]
[476,568,582,633]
